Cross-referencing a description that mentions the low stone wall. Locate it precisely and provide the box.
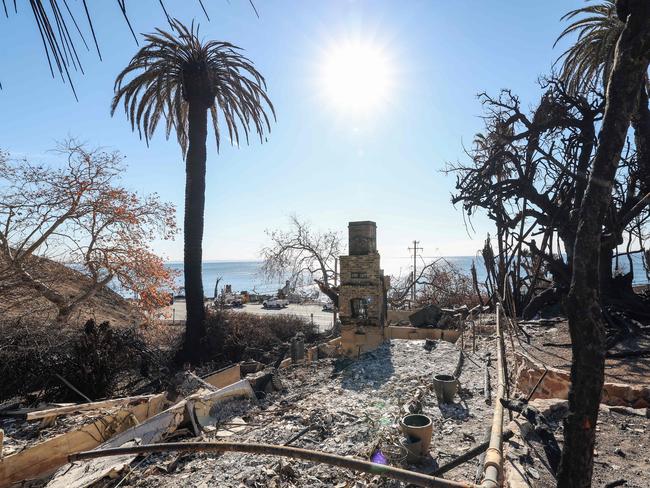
[385,326,460,343]
[515,351,650,409]
[340,326,385,357]
[386,309,417,325]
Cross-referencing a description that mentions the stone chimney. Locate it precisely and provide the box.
[339,220,388,357]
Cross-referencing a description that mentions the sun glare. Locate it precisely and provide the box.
[320,40,392,113]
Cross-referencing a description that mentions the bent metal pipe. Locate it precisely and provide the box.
[69,441,479,488]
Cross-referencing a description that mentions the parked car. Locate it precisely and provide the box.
[230,298,244,308]
[262,297,289,309]
[322,301,335,312]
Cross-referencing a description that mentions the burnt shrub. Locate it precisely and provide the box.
[195,310,318,365]
[0,318,166,402]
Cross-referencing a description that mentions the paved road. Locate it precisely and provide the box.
[231,303,335,332]
[161,300,335,333]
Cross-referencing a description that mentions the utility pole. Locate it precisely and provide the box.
[408,240,423,305]
[333,257,338,328]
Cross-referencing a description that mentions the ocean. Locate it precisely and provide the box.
[165,257,488,297]
[166,253,650,298]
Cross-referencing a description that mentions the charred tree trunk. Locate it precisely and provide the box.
[558,3,650,487]
[315,279,339,307]
[182,99,208,362]
[523,287,564,320]
[471,261,484,307]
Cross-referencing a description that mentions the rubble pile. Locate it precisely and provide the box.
[124,338,496,487]
[404,304,487,330]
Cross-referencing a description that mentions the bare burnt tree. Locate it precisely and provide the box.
[447,77,650,319]
[261,216,342,304]
[417,260,481,308]
[388,259,440,308]
[388,258,482,309]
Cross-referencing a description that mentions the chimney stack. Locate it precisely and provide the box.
[348,221,377,256]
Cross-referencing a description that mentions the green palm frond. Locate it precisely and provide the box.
[111,18,274,154]
[554,0,624,94]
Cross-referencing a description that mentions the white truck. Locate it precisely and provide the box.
[262,297,289,309]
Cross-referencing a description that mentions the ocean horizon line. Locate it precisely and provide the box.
[164,255,482,264]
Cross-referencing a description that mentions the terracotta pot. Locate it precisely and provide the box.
[399,414,433,456]
[433,373,459,404]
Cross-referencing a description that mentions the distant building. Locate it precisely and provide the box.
[339,221,390,356]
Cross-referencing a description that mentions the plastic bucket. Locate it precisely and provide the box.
[433,373,459,404]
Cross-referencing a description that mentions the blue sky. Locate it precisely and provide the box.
[0,0,585,271]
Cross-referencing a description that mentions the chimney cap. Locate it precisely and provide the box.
[348,220,377,227]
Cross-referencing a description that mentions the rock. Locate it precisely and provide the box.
[527,466,540,479]
[409,305,442,327]
[423,339,437,352]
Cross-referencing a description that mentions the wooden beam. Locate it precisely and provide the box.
[1,395,156,422]
[202,364,241,389]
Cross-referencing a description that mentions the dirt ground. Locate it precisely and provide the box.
[505,399,650,488]
[517,319,650,387]
[0,254,141,326]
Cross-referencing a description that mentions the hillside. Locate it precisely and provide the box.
[0,253,142,326]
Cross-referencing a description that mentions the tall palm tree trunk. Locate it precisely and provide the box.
[183,100,208,360]
[558,2,650,486]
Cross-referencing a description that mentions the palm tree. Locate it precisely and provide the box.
[112,19,274,361]
[556,0,650,196]
[554,0,624,94]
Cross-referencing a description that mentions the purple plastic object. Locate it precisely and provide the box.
[370,450,388,465]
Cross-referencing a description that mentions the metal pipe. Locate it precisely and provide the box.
[479,303,506,488]
[68,442,478,488]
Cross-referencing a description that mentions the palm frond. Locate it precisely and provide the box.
[2,1,260,96]
[112,18,275,155]
[554,0,624,94]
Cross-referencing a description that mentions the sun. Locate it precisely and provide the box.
[320,39,392,113]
